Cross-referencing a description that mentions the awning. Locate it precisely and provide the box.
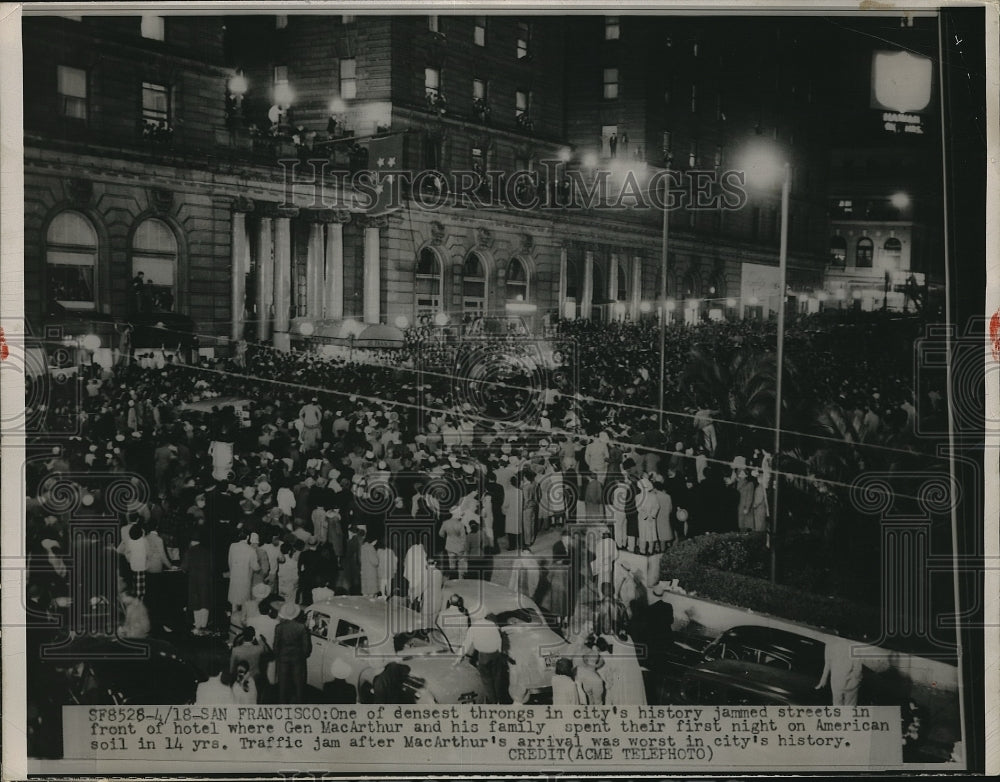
[354,323,405,349]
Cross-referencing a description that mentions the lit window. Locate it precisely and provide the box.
[463,253,487,314]
[688,141,698,169]
[47,211,97,310]
[340,58,357,100]
[474,16,486,46]
[424,67,441,99]
[838,199,853,216]
[883,237,903,267]
[603,68,619,100]
[57,65,87,120]
[275,15,288,29]
[605,16,620,40]
[132,218,178,313]
[415,248,443,316]
[140,14,164,41]
[473,79,486,101]
[471,146,484,173]
[693,41,699,57]
[515,90,530,118]
[506,257,529,302]
[274,65,289,86]
[517,21,531,59]
[428,15,439,32]
[691,83,697,113]
[142,82,170,127]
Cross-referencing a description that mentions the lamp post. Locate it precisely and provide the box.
[772,160,791,584]
[658,154,672,430]
[742,140,789,584]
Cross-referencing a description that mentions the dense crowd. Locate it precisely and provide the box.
[24,312,940,708]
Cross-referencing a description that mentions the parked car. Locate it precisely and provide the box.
[436,579,570,702]
[677,659,830,706]
[302,597,485,704]
[668,625,831,706]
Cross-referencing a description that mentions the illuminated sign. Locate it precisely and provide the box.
[882,111,924,134]
[871,50,933,112]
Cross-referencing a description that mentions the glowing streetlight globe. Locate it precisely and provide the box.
[434,312,449,327]
[228,72,248,96]
[298,321,315,336]
[558,147,572,163]
[835,289,846,300]
[890,192,910,210]
[748,296,760,306]
[664,299,676,312]
[725,298,737,308]
[639,301,652,314]
[582,151,598,168]
[329,97,347,114]
[81,334,101,351]
[394,315,409,329]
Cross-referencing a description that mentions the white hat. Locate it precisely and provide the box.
[279,602,301,621]
[329,658,352,680]
[252,583,271,599]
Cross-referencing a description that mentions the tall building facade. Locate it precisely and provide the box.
[24,12,877,354]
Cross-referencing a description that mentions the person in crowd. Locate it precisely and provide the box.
[231,660,258,704]
[343,525,363,595]
[502,474,525,551]
[375,539,397,598]
[551,658,581,705]
[118,589,151,639]
[273,602,311,704]
[575,649,607,706]
[228,530,260,622]
[438,511,467,579]
[179,532,213,635]
[360,533,380,597]
[324,658,357,704]
[276,542,299,602]
[816,636,865,706]
[117,522,148,601]
[592,528,618,588]
[436,593,471,652]
[452,613,507,704]
[196,659,236,705]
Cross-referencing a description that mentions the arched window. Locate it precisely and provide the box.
[506,256,529,302]
[415,247,443,316]
[463,252,487,314]
[681,270,699,300]
[855,237,874,268]
[883,236,902,269]
[132,218,178,312]
[47,211,98,310]
[616,262,628,301]
[565,260,578,300]
[829,235,847,267]
[706,273,726,301]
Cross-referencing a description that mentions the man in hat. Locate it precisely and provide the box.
[273,602,311,703]
[299,397,323,452]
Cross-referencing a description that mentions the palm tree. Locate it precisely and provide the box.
[681,345,794,460]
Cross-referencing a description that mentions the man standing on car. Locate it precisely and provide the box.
[452,614,508,704]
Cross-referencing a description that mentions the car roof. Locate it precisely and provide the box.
[690,659,822,699]
[719,625,826,654]
[306,598,424,634]
[442,579,543,614]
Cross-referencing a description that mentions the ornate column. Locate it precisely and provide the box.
[558,244,568,319]
[256,209,274,342]
[304,212,325,320]
[362,214,387,325]
[581,249,594,320]
[631,255,643,320]
[324,210,351,320]
[608,252,620,319]
[230,197,254,342]
[272,206,298,351]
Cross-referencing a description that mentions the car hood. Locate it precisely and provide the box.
[404,656,484,703]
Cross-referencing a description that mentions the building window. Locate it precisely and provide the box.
[517,21,531,59]
[132,218,178,313]
[603,68,619,100]
[688,141,698,169]
[463,253,487,313]
[473,79,487,101]
[57,65,87,120]
[616,263,628,302]
[605,16,620,40]
[474,16,486,46]
[275,14,288,29]
[836,199,853,217]
[141,14,165,41]
[506,257,529,302]
[141,82,170,128]
[690,83,697,113]
[515,90,530,119]
[883,236,902,268]
[425,67,441,100]
[856,237,874,268]
[714,145,723,168]
[471,146,484,174]
[693,41,699,57]
[340,58,357,100]
[829,235,847,267]
[415,248,444,316]
[47,211,97,310]
[428,15,440,32]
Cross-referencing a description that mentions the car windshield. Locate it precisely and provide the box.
[394,628,449,652]
[491,608,545,628]
[702,634,824,678]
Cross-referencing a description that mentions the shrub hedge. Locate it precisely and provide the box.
[659,531,882,643]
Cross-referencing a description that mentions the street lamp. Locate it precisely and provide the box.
[742,141,790,584]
